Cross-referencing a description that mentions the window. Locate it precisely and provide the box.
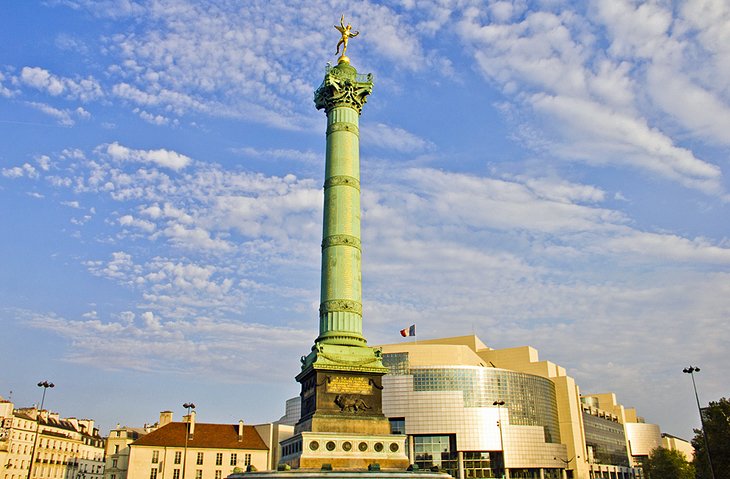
[114,445,119,454]
[463,452,501,478]
[111,475,116,479]
[230,454,237,466]
[215,471,221,479]
[215,453,222,466]
[174,452,181,465]
[389,418,405,435]
[173,470,180,479]
[414,435,458,477]
[244,454,251,466]
[195,471,202,479]
[152,451,159,464]
[112,459,118,468]
[150,469,158,479]
[196,453,203,465]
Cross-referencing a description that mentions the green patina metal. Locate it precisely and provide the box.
[299,59,385,374]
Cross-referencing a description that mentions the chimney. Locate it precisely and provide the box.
[238,420,244,441]
[159,411,173,427]
[185,410,196,437]
[78,419,95,434]
[67,418,79,430]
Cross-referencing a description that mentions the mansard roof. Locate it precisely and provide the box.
[132,422,267,450]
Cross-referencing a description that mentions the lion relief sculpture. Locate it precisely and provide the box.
[334,394,371,413]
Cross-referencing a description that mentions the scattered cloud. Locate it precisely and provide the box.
[18,307,311,381]
[455,2,727,195]
[19,66,103,101]
[101,142,192,170]
[26,101,83,126]
[362,123,435,153]
[2,163,38,179]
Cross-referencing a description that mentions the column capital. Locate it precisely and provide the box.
[314,63,373,114]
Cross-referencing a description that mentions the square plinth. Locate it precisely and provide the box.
[280,432,410,471]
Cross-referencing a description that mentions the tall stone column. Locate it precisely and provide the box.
[313,60,373,348]
[294,59,389,433]
[276,24,412,470]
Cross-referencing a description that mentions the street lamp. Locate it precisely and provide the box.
[554,456,578,479]
[554,456,577,466]
[683,366,716,479]
[27,381,54,479]
[182,403,195,479]
[493,401,508,479]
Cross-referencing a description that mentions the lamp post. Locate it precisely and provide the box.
[493,401,508,479]
[27,381,54,479]
[181,403,195,479]
[683,366,716,479]
[554,456,578,479]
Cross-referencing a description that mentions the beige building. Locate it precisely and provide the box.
[0,397,105,479]
[660,433,693,462]
[104,423,158,479]
[126,412,292,479]
[624,422,661,469]
[375,336,666,479]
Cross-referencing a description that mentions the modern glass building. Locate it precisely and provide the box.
[381,350,567,478]
[378,336,651,479]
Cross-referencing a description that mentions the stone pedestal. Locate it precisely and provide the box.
[280,432,409,470]
[282,343,409,470]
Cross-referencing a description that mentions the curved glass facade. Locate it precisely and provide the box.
[383,354,561,444]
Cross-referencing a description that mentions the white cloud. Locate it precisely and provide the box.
[135,108,171,125]
[529,93,722,194]
[27,101,75,126]
[118,214,156,233]
[18,307,311,381]
[19,66,103,101]
[455,3,726,195]
[162,223,233,252]
[362,123,434,153]
[86,251,140,283]
[103,142,191,170]
[36,155,52,171]
[2,163,38,179]
[598,231,730,263]
[0,72,15,97]
[232,147,320,166]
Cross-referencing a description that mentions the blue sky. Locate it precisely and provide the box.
[1,0,728,441]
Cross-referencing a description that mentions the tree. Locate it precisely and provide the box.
[692,397,730,479]
[643,447,694,479]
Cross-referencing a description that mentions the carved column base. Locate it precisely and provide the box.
[280,432,410,471]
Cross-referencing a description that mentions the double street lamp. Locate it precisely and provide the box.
[182,403,195,479]
[493,401,508,479]
[27,381,55,479]
[683,366,716,479]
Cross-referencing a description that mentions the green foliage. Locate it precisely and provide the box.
[692,397,730,479]
[643,447,694,479]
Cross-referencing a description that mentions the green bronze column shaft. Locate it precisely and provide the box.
[314,60,373,348]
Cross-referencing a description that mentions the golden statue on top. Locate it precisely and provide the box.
[335,15,359,63]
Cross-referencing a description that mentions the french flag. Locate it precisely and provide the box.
[400,324,416,337]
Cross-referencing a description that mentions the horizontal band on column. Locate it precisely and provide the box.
[324,175,360,191]
[327,121,360,136]
[322,234,361,250]
[319,299,363,316]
